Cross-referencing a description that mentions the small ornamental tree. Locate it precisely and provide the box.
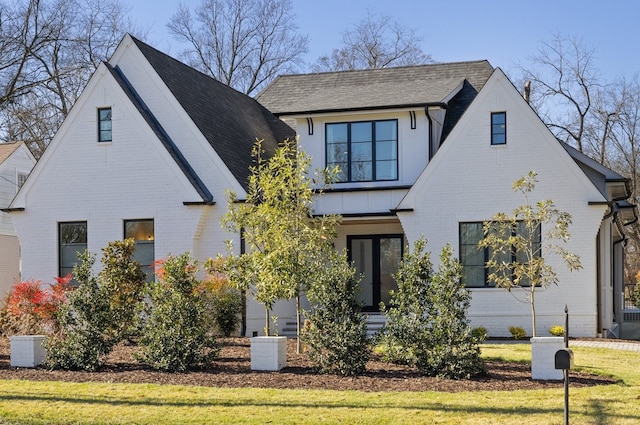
[479,171,582,337]
[136,253,220,372]
[46,251,114,371]
[380,238,485,379]
[99,239,146,341]
[202,257,243,337]
[220,138,339,353]
[302,249,370,376]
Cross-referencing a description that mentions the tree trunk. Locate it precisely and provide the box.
[296,293,301,354]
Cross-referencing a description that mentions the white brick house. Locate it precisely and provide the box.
[6,35,635,338]
[0,142,35,298]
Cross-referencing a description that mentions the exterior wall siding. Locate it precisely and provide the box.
[0,235,20,298]
[397,70,608,337]
[11,69,231,283]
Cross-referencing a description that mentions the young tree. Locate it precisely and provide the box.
[380,238,484,379]
[167,0,308,95]
[479,171,582,337]
[312,11,432,72]
[220,138,339,353]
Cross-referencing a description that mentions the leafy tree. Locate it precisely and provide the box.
[479,171,582,337]
[312,11,432,72]
[137,253,220,372]
[220,138,339,354]
[301,249,370,376]
[167,0,308,95]
[99,239,146,342]
[201,257,243,337]
[46,251,114,371]
[380,238,484,379]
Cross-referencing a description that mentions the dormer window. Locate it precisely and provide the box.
[98,107,112,142]
[326,120,398,182]
[491,112,506,145]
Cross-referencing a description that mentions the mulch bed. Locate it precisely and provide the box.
[0,337,615,392]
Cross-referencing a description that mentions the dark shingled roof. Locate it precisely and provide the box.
[255,60,494,115]
[130,36,295,191]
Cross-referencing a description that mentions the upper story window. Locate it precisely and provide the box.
[98,107,112,142]
[459,221,540,288]
[491,112,506,145]
[326,120,398,182]
[16,172,27,191]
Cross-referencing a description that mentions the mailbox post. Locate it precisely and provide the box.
[555,306,572,425]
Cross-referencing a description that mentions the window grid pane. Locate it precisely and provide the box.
[98,107,112,142]
[325,120,397,183]
[491,112,506,145]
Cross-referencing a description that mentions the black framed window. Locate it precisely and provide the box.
[59,221,87,282]
[326,120,398,182]
[460,221,540,288]
[491,112,506,145]
[124,219,154,281]
[98,107,112,142]
[348,234,403,311]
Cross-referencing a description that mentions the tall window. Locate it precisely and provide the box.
[98,107,112,142]
[59,221,87,281]
[16,172,27,191]
[491,111,506,145]
[124,219,154,281]
[326,120,398,182]
[348,235,403,311]
[460,221,540,288]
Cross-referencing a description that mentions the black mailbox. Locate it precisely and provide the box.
[555,348,574,370]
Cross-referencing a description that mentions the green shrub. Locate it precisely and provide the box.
[302,250,370,376]
[509,326,527,340]
[46,252,114,371]
[471,326,488,343]
[99,239,146,341]
[379,238,485,379]
[633,283,640,309]
[202,258,243,337]
[549,325,565,336]
[136,253,220,372]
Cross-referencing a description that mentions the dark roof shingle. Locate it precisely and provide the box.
[130,36,295,190]
[256,61,494,115]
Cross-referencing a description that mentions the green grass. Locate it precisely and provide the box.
[0,344,639,424]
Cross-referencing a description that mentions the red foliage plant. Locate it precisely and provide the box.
[1,274,72,335]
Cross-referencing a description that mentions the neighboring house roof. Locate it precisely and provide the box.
[130,36,295,190]
[256,60,494,115]
[0,142,23,165]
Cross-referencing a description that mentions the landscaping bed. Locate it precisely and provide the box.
[0,337,614,392]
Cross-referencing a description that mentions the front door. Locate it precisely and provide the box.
[348,235,403,311]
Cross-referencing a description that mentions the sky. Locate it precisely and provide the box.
[126,0,640,83]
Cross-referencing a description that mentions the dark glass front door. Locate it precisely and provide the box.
[348,235,403,311]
